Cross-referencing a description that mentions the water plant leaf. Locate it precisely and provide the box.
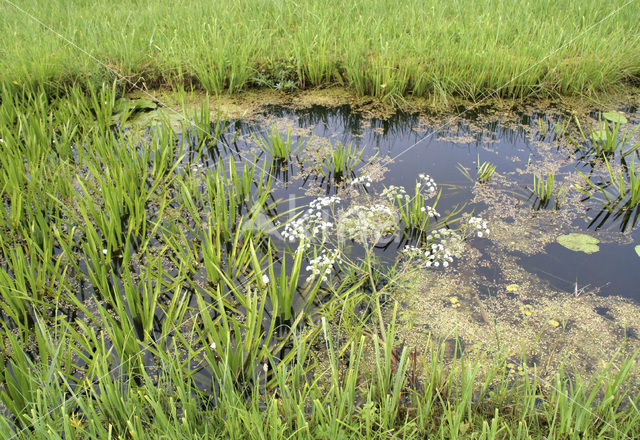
[603,111,627,124]
[635,245,640,258]
[112,98,158,122]
[556,233,599,254]
[590,128,607,143]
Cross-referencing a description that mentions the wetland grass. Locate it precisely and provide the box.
[576,112,640,158]
[315,141,365,182]
[255,126,311,164]
[3,47,640,440]
[579,157,640,230]
[458,156,497,184]
[2,1,640,101]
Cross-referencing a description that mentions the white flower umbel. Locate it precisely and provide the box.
[351,175,372,187]
[420,205,439,217]
[336,203,398,246]
[282,196,340,245]
[402,228,465,269]
[305,249,341,283]
[400,245,422,259]
[467,216,490,238]
[417,173,437,196]
[381,185,410,203]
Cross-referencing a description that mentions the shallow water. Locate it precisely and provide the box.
[207,104,640,302]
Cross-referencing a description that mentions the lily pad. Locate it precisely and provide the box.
[602,111,627,124]
[556,233,599,254]
[635,245,640,258]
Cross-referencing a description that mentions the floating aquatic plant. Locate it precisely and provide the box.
[556,233,600,254]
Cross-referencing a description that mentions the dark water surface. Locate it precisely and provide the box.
[215,104,640,302]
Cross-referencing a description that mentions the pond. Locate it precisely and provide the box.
[201,102,640,298]
[171,100,640,378]
[5,94,640,391]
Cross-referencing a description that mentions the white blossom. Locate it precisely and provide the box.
[468,216,490,238]
[351,175,372,187]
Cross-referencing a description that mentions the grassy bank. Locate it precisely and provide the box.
[2,0,640,100]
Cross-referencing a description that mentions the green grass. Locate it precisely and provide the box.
[458,155,497,184]
[1,309,639,440]
[2,66,640,440]
[578,156,640,230]
[255,126,310,163]
[314,141,365,181]
[2,0,640,100]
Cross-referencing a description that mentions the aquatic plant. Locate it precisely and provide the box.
[350,174,372,188]
[380,174,444,235]
[4,84,640,440]
[575,112,640,158]
[255,125,309,162]
[457,155,496,184]
[578,156,640,230]
[530,172,567,209]
[537,115,570,140]
[337,203,398,246]
[315,141,365,181]
[556,233,600,254]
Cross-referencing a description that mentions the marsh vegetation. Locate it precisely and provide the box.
[2,0,640,101]
[2,1,640,438]
[0,84,639,439]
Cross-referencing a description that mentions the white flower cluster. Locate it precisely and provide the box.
[400,245,422,258]
[420,205,439,217]
[402,228,465,269]
[306,249,342,282]
[467,216,490,238]
[424,228,465,268]
[370,204,394,216]
[282,196,340,245]
[337,203,397,245]
[309,196,341,210]
[351,175,372,187]
[423,241,454,268]
[381,185,410,202]
[417,174,437,194]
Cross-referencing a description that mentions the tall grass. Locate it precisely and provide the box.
[2,0,640,100]
[1,309,639,439]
